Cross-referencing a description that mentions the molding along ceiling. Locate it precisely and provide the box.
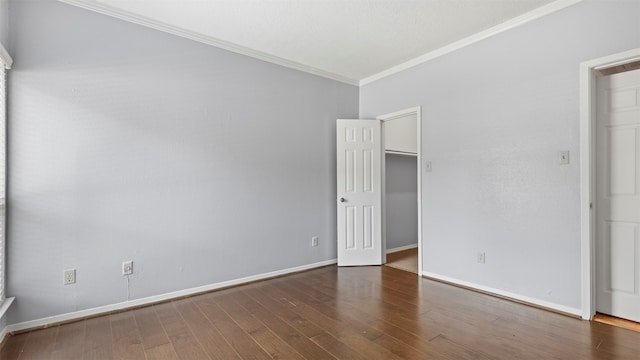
[59,0,583,86]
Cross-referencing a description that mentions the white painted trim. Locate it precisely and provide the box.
[423,271,582,317]
[58,0,581,87]
[579,48,640,321]
[377,106,422,275]
[0,297,14,346]
[0,326,9,347]
[386,243,418,254]
[57,0,359,86]
[360,0,583,86]
[385,150,417,157]
[0,297,14,320]
[0,43,11,69]
[5,259,336,333]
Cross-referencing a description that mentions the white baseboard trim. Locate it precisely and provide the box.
[386,244,418,254]
[5,259,337,334]
[0,297,16,346]
[0,326,9,348]
[422,271,582,318]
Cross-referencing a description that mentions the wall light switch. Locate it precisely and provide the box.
[559,151,570,165]
[425,161,432,172]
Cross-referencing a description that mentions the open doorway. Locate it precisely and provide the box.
[580,48,640,322]
[378,107,422,275]
[593,65,640,328]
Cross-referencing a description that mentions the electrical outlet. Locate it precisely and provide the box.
[122,260,133,275]
[311,236,319,247]
[64,269,76,285]
[477,252,486,264]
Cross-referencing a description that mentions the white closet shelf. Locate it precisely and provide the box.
[385,150,417,156]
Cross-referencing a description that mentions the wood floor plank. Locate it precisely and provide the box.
[173,298,241,360]
[2,265,640,359]
[308,292,451,359]
[242,284,326,338]
[50,320,85,360]
[153,301,211,360]
[214,293,305,360]
[250,283,405,360]
[231,289,336,360]
[144,342,179,360]
[294,270,432,321]
[423,307,554,359]
[0,331,29,359]
[110,311,145,360]
[309,332,370,360]
[276,280,457,360]
[276,275,439,340]
[15,326,58,360]
[194,296,272,360]
[270,286,427,359]
[259,280,431,360]
[133,306,170,351]
[83,315,114,360]
[428,334,495,360]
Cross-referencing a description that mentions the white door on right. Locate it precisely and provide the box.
[596,68,640,322]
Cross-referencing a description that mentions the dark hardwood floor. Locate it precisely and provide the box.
[2,265,639,359]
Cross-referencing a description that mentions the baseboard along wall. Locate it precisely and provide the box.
[2,259,338,338]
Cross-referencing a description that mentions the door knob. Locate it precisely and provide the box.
[339,197,346,203]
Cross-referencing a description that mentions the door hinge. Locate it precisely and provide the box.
[590,202,593,209]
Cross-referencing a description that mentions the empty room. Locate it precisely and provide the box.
[0,0,639,358]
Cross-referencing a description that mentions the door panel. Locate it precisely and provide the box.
[607,222,637,294]
[336,119,384,266]
[596,69,640,322]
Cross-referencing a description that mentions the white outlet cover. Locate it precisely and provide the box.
[64,269,76,285]
[122,261,133,275]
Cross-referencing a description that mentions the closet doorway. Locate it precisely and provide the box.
[378,107,422,275]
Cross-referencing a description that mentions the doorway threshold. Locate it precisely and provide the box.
[385,248,418,274]
[593,313,640,333]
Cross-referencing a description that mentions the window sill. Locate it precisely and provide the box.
[0,297,14,319]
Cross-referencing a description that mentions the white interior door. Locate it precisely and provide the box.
[596,69,640,322]
[336,119,384,266]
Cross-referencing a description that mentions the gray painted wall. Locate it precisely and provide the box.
[6,0,357,324]
[385,154,418,250]
[361,0,640,311]
[0,0,7,48]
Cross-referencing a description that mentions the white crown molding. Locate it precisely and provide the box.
[58,0,583,87]
[57,0,359,86]
[0,42,12,69]
[359,0,584,86]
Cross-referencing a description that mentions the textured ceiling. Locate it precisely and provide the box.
[60,0,577,85]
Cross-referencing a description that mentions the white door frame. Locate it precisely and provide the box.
[579,48,640,320]
[377,107,422,275]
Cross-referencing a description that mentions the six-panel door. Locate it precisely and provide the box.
[336,119,384,266]
[596,69,640,322]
